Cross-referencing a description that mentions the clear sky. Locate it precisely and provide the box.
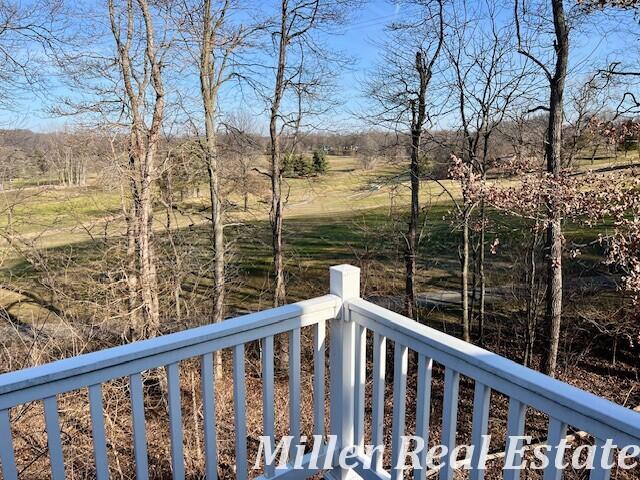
[0,0,400,132]
[0,0,637,133]
[324,0,401,126]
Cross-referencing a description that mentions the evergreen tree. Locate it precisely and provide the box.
[312,150,328,174]
[282,151,296,177]
[293,154,313,177]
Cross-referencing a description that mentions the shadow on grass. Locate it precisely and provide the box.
[0,202,617,322]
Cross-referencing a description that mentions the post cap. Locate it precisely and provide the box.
[330,264,360,300]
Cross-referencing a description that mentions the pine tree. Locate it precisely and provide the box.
[293,154,313,177]
[312,150,328,174]
[282,151,296,177]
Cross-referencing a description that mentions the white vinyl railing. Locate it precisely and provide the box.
[347,297,640,480]
[0,265,638,480]
[0,289,341,480]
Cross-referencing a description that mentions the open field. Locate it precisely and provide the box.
[0,153,634,339]
[2,153,639,480]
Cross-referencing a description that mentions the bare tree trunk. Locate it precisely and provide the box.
[137,149,160,337]
[404,13,444,320]
[478,200,486,344]
[268,1,291,369]
[109,0,164,339]
[205,148,224,363]
[199,0,227,378]
[461,210,471,342]
[541,0,568,378]
[405,142,419,319]
[404,50,430,321]
[524,238,537,367]
[270,152,285,307]
[204,143,225,376]
[543,216,563,375]
[125,187,141,339]
[470,239,478,325]
[270,1,288,309]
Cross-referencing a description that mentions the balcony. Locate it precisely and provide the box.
[0,265,638,479]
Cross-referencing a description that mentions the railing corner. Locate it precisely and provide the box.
[329,265,359,477]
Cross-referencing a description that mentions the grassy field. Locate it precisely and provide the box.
[0,155,461,273]
[0,153,628,330]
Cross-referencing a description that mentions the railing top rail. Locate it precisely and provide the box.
[0,294,340,398]
[348,298,640,444]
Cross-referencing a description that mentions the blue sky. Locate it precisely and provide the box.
[326,0,400,93]
[1,0,637,133]
[0,0,400,132]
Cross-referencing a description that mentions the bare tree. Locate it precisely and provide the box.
[108,0,168,339]
[48,131,89,186]
[264,0,352,307]
[0,0,65,111]
[515,0,570,376]
[174,0,254,375]
[267,0,302,308]
[222,110,263,212]
[366,0,445,320]
[356,131,383,171]
[447,0,530,342]
[564,73,611,167]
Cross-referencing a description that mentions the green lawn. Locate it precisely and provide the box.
[0,154,627,333]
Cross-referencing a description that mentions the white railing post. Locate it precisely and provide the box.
[329,265,360,479]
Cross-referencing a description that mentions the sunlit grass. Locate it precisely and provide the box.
[0,152,629,325]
